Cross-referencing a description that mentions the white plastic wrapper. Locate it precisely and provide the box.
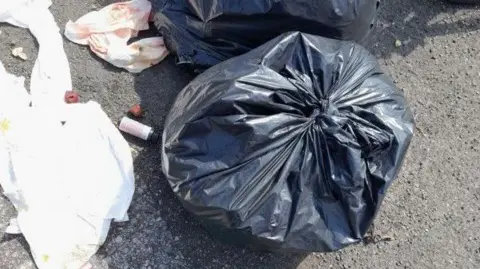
[64,0,169,73]
[0,1,135,268]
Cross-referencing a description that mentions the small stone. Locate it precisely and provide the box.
[133,238,141,245]
[381,235,395,242]
[115,236,123,243]
[395,39,402,47]
[174,236,180,241]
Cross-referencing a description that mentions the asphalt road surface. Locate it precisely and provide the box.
[0,0,479,268]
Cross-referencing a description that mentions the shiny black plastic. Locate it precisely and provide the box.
[154,0,380,71]
[162,32,414,252]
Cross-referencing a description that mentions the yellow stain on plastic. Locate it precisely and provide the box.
[42,254,49,263]
[0,118,10,134]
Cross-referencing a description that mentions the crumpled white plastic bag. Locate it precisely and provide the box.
[0,99,134,269]
[64,0,169,73]
[0,1,135,268]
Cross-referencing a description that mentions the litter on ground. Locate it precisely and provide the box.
[0,1,135,268]
[64,0,169,73]
[11,47,28,60]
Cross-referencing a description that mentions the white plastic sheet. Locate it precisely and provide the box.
[0,1,135,268]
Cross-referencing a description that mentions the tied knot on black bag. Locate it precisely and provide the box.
[310,98,331,121]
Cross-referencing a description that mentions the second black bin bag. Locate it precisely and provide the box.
[162,32,414,252]
[154,0,380,71]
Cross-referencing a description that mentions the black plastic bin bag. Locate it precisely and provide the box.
[162,32,414,252]
[154,0,380,71]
